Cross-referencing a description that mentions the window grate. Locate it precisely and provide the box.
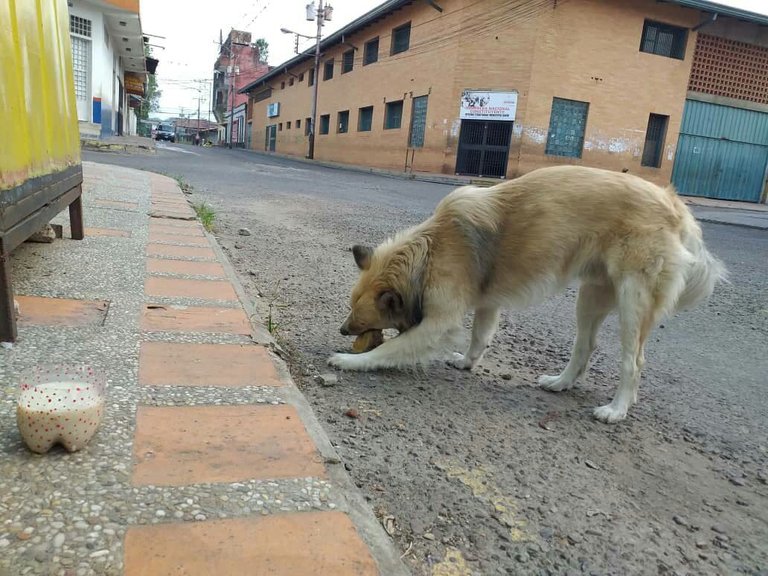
[70,15,91,37]
[384,100,403,130]
[641,114,669,168]
[342,49,354,74]
[408,96,428,148]
[391,23,411,55]
[545,97,589,158]
[640,20,687,60]
[70,36,89,100]
[358,106,373,132]
[323,59,334,81]
[337,111,350,133]
[364,37,379,65]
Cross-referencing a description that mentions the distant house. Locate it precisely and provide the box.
[170,118,220,144]
[68,0,156,138]
[241,0,768,203]
[213,30,270,147]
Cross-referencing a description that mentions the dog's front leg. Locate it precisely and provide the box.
[329,318,453,371]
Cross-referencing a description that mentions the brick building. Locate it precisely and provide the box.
[241,0,768,202]
[213,30,270,147]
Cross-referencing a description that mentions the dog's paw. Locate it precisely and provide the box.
[538,373,575,392]
[447,352,473,371]
[593,403,628,424]
[328,353,367,371]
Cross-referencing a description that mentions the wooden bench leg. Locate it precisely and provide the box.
[69,186,84,240]
[0,251,17,342]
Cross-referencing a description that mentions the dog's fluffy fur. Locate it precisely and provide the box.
[330,165,727,423]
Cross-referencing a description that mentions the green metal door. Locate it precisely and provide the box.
[672,100,768,202]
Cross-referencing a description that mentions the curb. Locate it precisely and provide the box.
[696,217,768,231]
[191,195,412,576]
[240,148,497,187]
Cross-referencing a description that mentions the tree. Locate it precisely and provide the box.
[254,38,269,64]
[139,45,162,121]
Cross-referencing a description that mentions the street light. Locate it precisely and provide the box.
[282,1,332,159]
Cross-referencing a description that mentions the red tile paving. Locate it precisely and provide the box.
[85,227,132,238]
[15,296,109,327]
[124,511,378,576]
[146,258,226,278]
[146,243,216,260]
[138,342,282,387]
[141,304,251,334]
[148,231,209,246]
[131,404,323,485]
[145,277,237,301]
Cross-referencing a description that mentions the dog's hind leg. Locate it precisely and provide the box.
[449,306,501,370]
[540,281,615,392]
[593,274,657,423]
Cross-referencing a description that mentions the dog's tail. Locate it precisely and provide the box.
[671,190,728,311]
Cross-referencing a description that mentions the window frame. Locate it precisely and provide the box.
[319,114,330,135]
[364,37,379,65]
[641,113,669,168]
[640,19,688,60]
[337,110,350,134]
[323,59,334,81]
[308,68,315,86]
[390,22,411,55]
[342,49,355,74]
[384,100,404,130]
[358,106,374,132]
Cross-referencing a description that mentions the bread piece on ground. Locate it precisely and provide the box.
[352,330,384,353]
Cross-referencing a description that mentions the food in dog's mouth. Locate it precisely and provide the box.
[352,329,384,353]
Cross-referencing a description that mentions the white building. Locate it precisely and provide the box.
[67,0,150,138]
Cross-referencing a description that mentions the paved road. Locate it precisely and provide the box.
[86,145,768,576]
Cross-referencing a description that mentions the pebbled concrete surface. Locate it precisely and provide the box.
[85,145,768,576]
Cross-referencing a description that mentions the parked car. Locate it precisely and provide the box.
[154,123,175,142]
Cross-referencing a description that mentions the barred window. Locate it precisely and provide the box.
[70,15,92,37]
[391,22,411,55]
[358,106,373,132]
[640,20,687,60]
[364,37,379,65]
[342,49,354,74]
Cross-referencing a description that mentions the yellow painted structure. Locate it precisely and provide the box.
[0,0,81,190]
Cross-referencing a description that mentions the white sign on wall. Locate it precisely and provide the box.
[267,102,280,118]
[459,90,518,121]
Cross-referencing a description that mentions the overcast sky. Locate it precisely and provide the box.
[141,0,768,120]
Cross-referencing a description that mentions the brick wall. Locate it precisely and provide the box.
[247,0,762,184]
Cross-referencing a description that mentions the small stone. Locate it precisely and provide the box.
[673,515,689,527]
[89,550,109,558]
[53,534,65,548]
[539,527,554,540]
[17,531,32,541]
[155,510,166,518]
[344,408,359,419]
[238,228,251,236]
[194,514,206,521]
[423,532,435,541]
[584,460,600,470]
[500,374,512,380]
[567,532,582,545]
[314,373,338,387]
[515,552,529,563]
[695,540,708,549]
[0,538,10,548]
[711,525,726,534]
[729,476,746,487]
[757,470,767,484]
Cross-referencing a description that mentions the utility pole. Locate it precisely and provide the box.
[308,2,332,159]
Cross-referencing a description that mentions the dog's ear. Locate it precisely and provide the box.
[352,245,373,271]
[376,290,403,316]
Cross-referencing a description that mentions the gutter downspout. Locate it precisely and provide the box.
[692,12,718,31]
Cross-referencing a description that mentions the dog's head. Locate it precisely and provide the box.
[339,244,424,336]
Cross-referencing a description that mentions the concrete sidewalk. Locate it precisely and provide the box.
[0,162,408,575]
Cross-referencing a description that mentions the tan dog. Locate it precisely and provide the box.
[329,166,727,423]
